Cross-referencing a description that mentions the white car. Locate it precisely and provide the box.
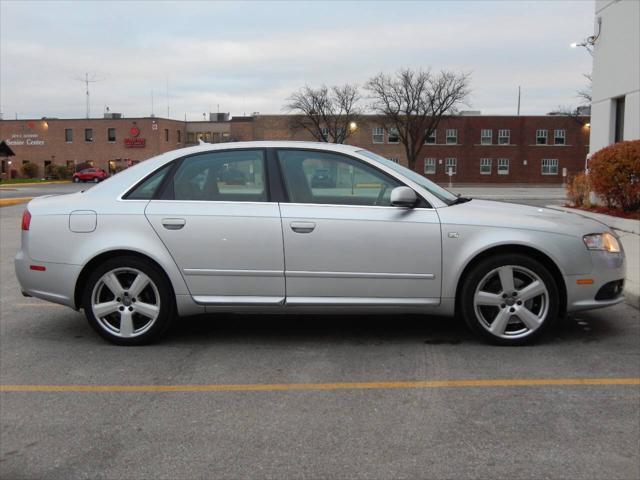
[15,142,626,345]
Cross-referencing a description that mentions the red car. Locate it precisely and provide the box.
[73,168,108,183]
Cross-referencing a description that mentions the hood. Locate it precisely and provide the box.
[437,199,610,237]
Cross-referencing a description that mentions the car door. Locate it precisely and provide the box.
[277,148,442,306]
[144,149,285,305]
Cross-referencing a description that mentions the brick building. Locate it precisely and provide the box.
[0,113,589,183]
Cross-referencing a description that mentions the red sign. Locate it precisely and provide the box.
[124,137,146,148]
[129,126,140,137]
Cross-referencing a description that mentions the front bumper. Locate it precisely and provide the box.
[15,249,81,309]
[565,249,626,313]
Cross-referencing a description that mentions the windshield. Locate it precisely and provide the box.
[356,149,459,205]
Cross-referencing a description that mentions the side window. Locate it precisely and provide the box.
[277,150,402,206]
[125,164,171,200]
[172,150,266,202]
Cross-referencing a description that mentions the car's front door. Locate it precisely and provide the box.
[276,149,441,306]
[145,149,285,305]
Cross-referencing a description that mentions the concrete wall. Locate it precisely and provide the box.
[590,0,640,154]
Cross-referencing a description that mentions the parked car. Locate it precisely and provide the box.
[310,168,335,188]
[73,168,108,183]
[16,142,626,345]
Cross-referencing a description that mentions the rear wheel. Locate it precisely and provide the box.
[82,256,174,345]
[460,254,559,345]
[73,177,80,183]
[93,177,99,183]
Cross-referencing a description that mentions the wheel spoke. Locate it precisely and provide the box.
[134,301,159,320]
[93,300,120,318]
[519,280,546,302]
[119,310,134,337]
[515,306,542,331]
[128,273,150,298]
[498,266,515,293]
[476,291,503,306]
[102,272,125,297]
[489,309,511,335]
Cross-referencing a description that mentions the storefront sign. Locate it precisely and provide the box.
[6,133,45,146]
[124,126,145,148]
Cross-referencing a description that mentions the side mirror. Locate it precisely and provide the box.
[390,186,417,208]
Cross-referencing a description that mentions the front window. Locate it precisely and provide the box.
[536,129,548,145]
[497,158,509,175]
[554,129,565,145]
[372,127,384,144]
[541,158,558,175]
[107,128,116,142]
[177,130,181,143]
[64,128,73,143]
[278,149,401,206]
[480,158,492,174]
[387,128,399,144]
[446,129,457,144]
[357,149,458,205]
[425,129,436,144]
[424,158,436,174]
[172,150,266,201]
[164,129,169,142]
[85,128,93,142]
[480,129,492,145]
[498,129,510,144]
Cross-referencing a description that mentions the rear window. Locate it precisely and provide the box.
[124,164,171,200]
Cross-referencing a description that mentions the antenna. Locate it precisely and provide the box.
[166,77,170,119]
[74,72,103,119]
[517,86,521,115]
[151,90,155,117]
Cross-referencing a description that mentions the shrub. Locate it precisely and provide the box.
[21,162,39,179]
[588,140,640,212]
[46,164,73,180]
[566,172,592,208]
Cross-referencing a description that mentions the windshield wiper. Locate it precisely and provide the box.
[451,196,472,205]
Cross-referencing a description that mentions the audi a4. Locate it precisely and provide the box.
[15,142,626,345]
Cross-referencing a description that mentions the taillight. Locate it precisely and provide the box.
[21,209,31,231]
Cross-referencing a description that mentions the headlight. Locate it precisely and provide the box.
[583,232,621,253]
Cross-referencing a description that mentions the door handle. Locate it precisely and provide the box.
[290,221,316,234]
[161,218,186,230]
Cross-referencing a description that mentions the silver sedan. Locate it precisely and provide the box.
[15,142,626,345]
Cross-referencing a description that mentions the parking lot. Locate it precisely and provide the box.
[1,186,639,479]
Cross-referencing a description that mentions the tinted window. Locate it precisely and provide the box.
[172,150,266,202]
[125,164,171,200]
[278,150,401,206]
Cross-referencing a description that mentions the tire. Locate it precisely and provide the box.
[460,253,559,346]
[82,256,174,345]
[73,177,80,183]
[93,177,99,183]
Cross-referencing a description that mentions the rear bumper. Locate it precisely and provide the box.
[565,250,626,313]
[15,249,81,309]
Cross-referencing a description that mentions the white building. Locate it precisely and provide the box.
[589,0,640,155]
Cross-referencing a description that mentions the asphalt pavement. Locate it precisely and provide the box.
[1,186,639,479]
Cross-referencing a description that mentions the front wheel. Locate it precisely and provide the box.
[93,177,99,183]
[82,256,174,345]
[73,177,80,183]
[460,254,559,345]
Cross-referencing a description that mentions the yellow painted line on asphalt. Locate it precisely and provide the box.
[1,378,638,393]
[0,197,32,207]
[0,180,71,188]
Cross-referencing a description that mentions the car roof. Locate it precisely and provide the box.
[168,141,363,158]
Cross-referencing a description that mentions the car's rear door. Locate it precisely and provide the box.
[276,148,441,306]
[144,149,285,305]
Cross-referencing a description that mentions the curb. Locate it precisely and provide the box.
[0,181,71,188]
[0,197,32,207]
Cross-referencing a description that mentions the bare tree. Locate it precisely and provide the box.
[577,73,592,105]
[285,84,361,143]
[365,68,470,170]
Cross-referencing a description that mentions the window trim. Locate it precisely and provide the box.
[425,129,437,145]
[541,158,559,175]
[536,129,548,145]
[554,129,566,145]
[497,158,509,175]
[372,127,384,144]
[387,127,399,144]
[498,129,510,145]
[64,128,73,143]
[445,129,457,144]
[107,127,116,143]
[480,129,492,145]
[445,157,457,175]
[424,157,436,175]
[480,158,492,175]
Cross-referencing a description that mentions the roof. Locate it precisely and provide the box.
[0,140,15,157]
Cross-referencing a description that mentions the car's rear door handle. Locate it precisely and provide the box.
[290,221,316,234]
[161,218,186,230]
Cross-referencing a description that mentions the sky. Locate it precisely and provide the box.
[0,0,595,120]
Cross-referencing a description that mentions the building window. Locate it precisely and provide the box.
[388,157,399,163]
[372,127,384,144]
[388,128,399,144]
[554,129,566,145]
[424,158,436,174]
[480,129,492,145]
[187,132,195,143]
[446,129,457,144]
[541,159,558,175]
[177,130,181,143]
[320,127,330,142]
[497,158,509,175]
[480,158,492,174]
[164,128,169,142]
[425,129,436,144]
[445,157,457,175]
[498,129,510,144]
[85,128,93,142]
[536,129,547,145]
[615,96,625,143]
[64,128,73,143]
[107,128,116,142]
